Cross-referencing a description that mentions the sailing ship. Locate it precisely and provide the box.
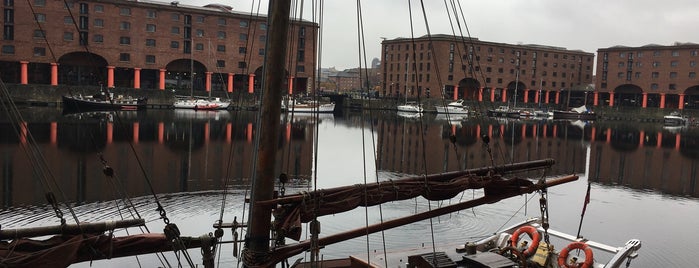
[173,96,231,110]
[553,105,597,120]
[173,39,231,110]
[0,2,641,268]
[282,97,336,113]
[62,85,147,112]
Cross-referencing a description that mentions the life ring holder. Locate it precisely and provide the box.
[557,241,594,268]
[509,225,541,257]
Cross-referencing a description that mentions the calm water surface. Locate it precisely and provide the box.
[1,107,698,267]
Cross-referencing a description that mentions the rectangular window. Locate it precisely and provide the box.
[33,47,46,56]
[216,60,225,68]
[196,29,204,37]
[260,23,267,30]
[258,48,264,55]
[238,61,247,68]
[652,72,659,78]
[672,51,680,57]
[195,43,203,50]
[35,13,45,22]
[670,72,678,78]
[119,53,130,62]
[93,19,103,27]
[119,36,130,45]
[217,31,226,39]
[652,62,660,67]
[120,8,131,16]
[240,20,249,27]
[239,47,246,54]
[146,55,156,64]
[93,34,103,43]
[184,15,191,25]
[171,27,180,34]
[183,40,191,54]
[296,65,305,72]
[217,45,225,52]
[79,32,87,45]
[146,24,156,32]
[79,16,88,30]
[218,18,226,25]
[239,33,247,41]
[196,16,204,23]
[651,83,658,90]
[63,32,73,41]
[79,3,88,14]
[1,44,14,54]
[297,50,305,62]
[671,61,678,67]
[692,50,699,56]
[145,39,156,47]
[120,22,130,30]
[171,41,179,48]
[64,16,73,24]
[34,0,45,7]
[669,84,676,90]
[95,4,103,12]
[259,35,266,42]
[4,0,13,7]
[690,72,696,78]
[3,9,12,23]
[146,10,157,18]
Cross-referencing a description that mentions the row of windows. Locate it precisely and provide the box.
[32,16,271,42]
[615,61,697,68]
[613,71,697,79]
[388,43,590,62]
[28,0,268,29]
[615,50,699,58]
[386,53,586,71]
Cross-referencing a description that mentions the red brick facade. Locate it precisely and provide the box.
[596,44,699,109]
[381,35,594,104]
[0,0,317,93]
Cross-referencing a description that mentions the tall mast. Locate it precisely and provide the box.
[244,1,291,266]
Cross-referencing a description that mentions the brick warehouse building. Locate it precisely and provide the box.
[596,43,699,110]
[0,0,317,94]
[380,34,594,106]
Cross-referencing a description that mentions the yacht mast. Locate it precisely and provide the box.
[244,1,291,266]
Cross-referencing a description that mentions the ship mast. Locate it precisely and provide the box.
[244,1,291,267]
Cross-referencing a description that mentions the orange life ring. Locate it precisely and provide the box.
[557,241,594,268]
[509,225,541,257]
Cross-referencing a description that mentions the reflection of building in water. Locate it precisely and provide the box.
[375,119,589,176]
[589,128,699,197]
[0,113,315,207]
[375,118,699,198]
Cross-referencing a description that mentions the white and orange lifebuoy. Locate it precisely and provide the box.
[509,225,541,257]
[557,241,594,268]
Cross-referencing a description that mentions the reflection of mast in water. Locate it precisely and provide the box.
[584,143,591,179]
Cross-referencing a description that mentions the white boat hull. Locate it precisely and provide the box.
[285,103,336,113]
[435,106,469,114]
[397,104,423,113]
[173,98,230,110]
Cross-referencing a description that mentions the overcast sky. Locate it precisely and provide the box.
[180,0,699,70]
